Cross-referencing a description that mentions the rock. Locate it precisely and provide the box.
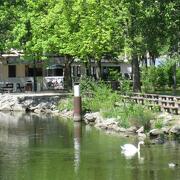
[93,112,103,123]
[95,118,119,131]
[149,129,163,137]
[0,104,12,111]
[170,125,180,135]
[34,109,41,114]
[113,126,121,132]
[151,134,166,144]
[41,108,52,114]
[161,127,170,134]
[127,126,137,133]
[138,133,146,140]
[84,113,97,123]
[60,110,73,118]
[51,110,59,114]
[104,118,118,125]
[13,104,25,111]
[136,126,144,133]
[51,105,56,110]
[118,127,127,132]
[95,123,108,130]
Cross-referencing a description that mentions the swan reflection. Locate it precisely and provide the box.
[121,141,144,161]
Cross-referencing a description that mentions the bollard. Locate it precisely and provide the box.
[73,83,82,121]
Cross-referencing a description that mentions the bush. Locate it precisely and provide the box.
[80,77,120,112]
[102,101,154,129]
[141,66,157,92]
[128,104,153,130]
[154,118,164,129]
[57,96,73,111]
[176,67,180,85]
[80,78,155,128]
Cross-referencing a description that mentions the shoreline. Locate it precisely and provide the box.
[57,110,180,144]
[0,93,179,143]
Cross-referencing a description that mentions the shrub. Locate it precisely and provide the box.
[102,101,154,129]
[57,96,73,111]
[80,77,120,112]
[129,106,153,130]
[141,67,157,92]
[154,118,164,129]
[176,67,180,85]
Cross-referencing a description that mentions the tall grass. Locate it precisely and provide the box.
[80,78,154,128]
[80,77,120,112]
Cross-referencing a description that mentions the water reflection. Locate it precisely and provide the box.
[73,122,82,173]
[0,112,179,180]
[0,112,28,146]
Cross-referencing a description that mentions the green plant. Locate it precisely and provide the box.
[128,104,153,129]
[141,67,157,92]
[80,77,120,112]
[119,78,132,95]
[57,96,73,111]
[108,68,121,81]
[154,118,164,129]
[176,68,180,85]
[102,101,154,129]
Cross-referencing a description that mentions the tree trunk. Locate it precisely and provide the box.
[132,54,141,92]
[85,58,92,77]
[64,55,73,90]
[152,54,156,66]
[95,60,101,80]
[144,55,148,68]
[88,58,92,77]
[33,56,37,92]
[172,63,176,95]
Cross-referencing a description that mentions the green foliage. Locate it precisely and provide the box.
[141,58,180,92]
[154,118,164,129]
[177,68,180,85]
[127,104,153,129]
[108,69,121,81]
[156,67,168,87]
[80,78,154,128]
[80,77,120,112]
[119,78,132,95]
[57,96,73,111]
[1,0,179,93]
[141,67,155,92]
[102,102,154,129]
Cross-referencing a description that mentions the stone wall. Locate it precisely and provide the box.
[0,94,63,113]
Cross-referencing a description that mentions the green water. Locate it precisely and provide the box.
[0,112,179,180]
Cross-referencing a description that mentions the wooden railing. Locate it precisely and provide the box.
[124,93,180,114]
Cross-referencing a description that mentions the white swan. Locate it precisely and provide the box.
[168,163,178,168]
[121,141,144,159]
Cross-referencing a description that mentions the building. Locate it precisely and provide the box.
[0,53,132,92]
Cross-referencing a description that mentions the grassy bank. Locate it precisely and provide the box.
[58,78,155,129]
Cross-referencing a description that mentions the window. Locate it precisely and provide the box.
[45,65,64,77]
[46,68,63,76]
[25,65,42,77]
[8,65,16,77]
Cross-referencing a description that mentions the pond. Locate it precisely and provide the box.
[0,112,179,180]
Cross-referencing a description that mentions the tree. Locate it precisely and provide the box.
[1,0,179,92]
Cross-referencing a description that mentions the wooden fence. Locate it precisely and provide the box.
[125,93,180,115]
